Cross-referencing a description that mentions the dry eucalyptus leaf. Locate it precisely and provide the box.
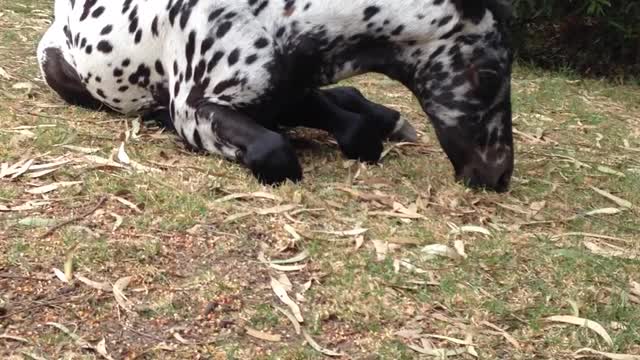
[10,159,35,179]
[303,330,344,357]
[573,348,640,360]
[274,305,301,334]
[422,244,462,260]
[597,166,625,178]
[215,192,282,203]
[111,213,124,232]
[245,327,281,342]
[52,268,69,283]
[0,66,12,79]
[46,322,115,360]
[584,241,636,260]
[0,334,29,343]
[449,224,491,236]
[314,228,368,237]
[256,204,297,215]
[270,276,303,322]
[18,217,57,227]
[586,208,622,216]
[76,275,112,292]
[270,250,309,264]
[112,196,143,214]
[283,224,303,241]
[630,281,640,297]
[546,315,613,346]
[481,321,521,349]
[453,240,467,259]
[83,155,126,169]
[590,186,633,209]
[113,276,135,313]
[26,181,82,195]
[60,145,100,154]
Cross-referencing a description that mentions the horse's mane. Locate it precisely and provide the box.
[455,0,513,24]
[486,0,514,23]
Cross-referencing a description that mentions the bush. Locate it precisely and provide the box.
[511,0,640,78]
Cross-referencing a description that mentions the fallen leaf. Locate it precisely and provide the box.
[115,142,130,165]
[283,224,303,241]
[583,241,636,260]
[422,244,462,260]
[0,200,50,212]
[83,155,126,169]
[481,321,521,349]
[270,276,303,322]
[245,327,281,342]
[449,224,492,236]
[18,217,57,227]
[586,208,623,216]
[573,348,640,360]
[0,334,29,343]
[314,227,368,237]
[303,330,344,357]
[76,275,112,292]
[371,240,389,261]
[597,166,625,178]
[47,322,114,360]
[256,204,297,215]
[111,213,124,232]
[26,181,83,195]
[10,159,35,179]
[27,168,59,179]
[113,277,135,313]
[547,315,613,346]
[0,66,12,79]
[590,186,633,209]
[111,195,143,214]
[423,334,473,346]
[215,192,282,203]
[630,281,640,297]
[59,145,100,154]
[270,250,309,264]
[407,343,469,357]
[453,240,467,259]
[274,305,301,334]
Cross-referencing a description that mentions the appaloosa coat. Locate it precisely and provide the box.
[38,0,514,191]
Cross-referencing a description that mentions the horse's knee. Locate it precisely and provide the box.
[39,47,103,110]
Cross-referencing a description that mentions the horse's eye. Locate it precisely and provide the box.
[466,61,502,106]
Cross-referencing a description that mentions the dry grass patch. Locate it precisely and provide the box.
[2,1,640,359]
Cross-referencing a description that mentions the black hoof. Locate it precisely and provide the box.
[336,118,384,163]
[243,133,303,185]
[387,117,418,142]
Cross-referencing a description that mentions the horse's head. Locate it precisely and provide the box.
[410,0,514,192]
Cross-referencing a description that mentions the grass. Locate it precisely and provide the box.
[1,0,640,359]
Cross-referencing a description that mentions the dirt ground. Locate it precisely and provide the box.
[1,1,640,359]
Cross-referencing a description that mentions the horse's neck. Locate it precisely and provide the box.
[270,1,464,84]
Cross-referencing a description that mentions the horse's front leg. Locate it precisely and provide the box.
[322,86,418,143]
[175,101,302,185]
[278,89,385,163]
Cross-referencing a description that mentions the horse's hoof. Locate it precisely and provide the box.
[387,117,418,143]
[243,133,303,185]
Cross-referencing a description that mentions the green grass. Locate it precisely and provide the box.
[1,0,640,359]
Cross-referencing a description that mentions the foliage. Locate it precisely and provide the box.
[510,0,640,78]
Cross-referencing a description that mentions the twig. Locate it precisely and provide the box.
[40,196,108,238]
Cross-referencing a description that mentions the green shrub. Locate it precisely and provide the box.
[510,0,640,78]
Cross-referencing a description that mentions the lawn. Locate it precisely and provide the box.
[1,1,639,359]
